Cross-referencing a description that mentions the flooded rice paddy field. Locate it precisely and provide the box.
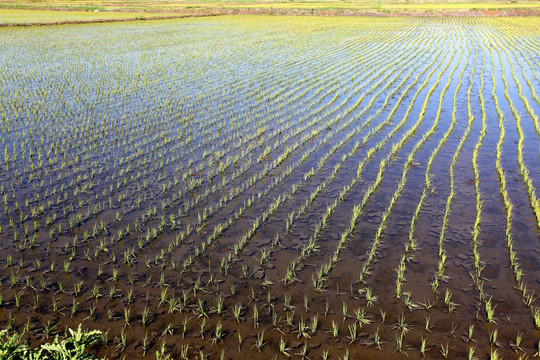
[0,15,539,359]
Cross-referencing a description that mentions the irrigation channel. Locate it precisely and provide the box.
[0,15,539,359]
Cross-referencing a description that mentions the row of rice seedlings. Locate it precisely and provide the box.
[431,44,471,294]
[88,79,318,222]
[469,49,490,312]
[0,116,248,255]
[489,44,539,329]
[1,109,260,257]
[1,22,358,256]
[511,53,540,110]
[495,43,540,234]
[159,103,332,223]
[222,33,441,298]
[493,21,540,88]
[91,59,362,263]
[179,26,428,239]
[285,38,449,291]
[218,58,409,279]
[328,24,435,119]
[496,48,540,328]
[278,36,439,286]
[183,93,374,271]
[1,45,268,197]
[1,20,400,236]
[314,40,457,291]
[0,19,354,155]
[497,35,540,135]
[366,45,467,305]
[190,29,437,278]
[435,42,506,357]
[110,29,410,264]
[144,117,326,243]
[398,43,469,300]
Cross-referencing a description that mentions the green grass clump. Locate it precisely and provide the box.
[0,325,103,360]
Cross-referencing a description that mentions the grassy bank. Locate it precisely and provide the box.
[0,0,538,25]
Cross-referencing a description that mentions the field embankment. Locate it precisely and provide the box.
[0,0,538,25]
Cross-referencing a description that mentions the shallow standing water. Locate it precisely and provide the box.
[0,15,539,359]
